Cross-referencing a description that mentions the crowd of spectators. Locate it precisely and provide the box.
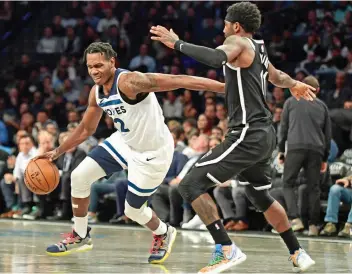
[0,1,351,238]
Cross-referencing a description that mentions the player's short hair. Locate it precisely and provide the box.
[84,42,117,62]
[226,2,261,33]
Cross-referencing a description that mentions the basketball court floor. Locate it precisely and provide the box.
[0,220,351,273]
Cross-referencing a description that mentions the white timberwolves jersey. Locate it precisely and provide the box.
[95,69,172,151]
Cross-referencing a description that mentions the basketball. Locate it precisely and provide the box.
[24,158,60,195]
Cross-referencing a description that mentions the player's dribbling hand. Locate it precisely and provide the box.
[34,149,61,162]
[289,81,316,101]
[150,25,179,49]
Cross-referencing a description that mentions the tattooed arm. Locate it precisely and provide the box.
[268,62,316,101]
[119,71,225,99]
[268,62,297,88]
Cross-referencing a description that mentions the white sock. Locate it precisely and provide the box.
[153,219,167,235]
[74,215,88,238]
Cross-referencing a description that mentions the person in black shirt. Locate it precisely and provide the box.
[151,2,316,273]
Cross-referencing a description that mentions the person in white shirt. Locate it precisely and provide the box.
[12,135,37,218]
[97,9,119,34]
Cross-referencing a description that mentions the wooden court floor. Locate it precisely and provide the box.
[0,220,351,273]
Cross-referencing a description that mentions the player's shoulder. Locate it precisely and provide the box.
[224,35,247,47]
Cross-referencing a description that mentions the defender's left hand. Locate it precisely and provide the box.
[150,26,179,49]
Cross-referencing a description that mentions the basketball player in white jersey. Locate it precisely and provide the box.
[38,42,224,263]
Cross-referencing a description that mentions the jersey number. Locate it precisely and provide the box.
[113,118,130,133]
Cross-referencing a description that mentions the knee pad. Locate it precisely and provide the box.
[124,201,152,225]
[70,168,91,198]
[244,186,274,212]
[71,157,106,198]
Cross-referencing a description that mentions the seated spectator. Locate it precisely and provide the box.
[62,27,81,55]
[197,114,211,136]
[214,179,249,231]
[320,171,352,238]
[97,8,119,34]
[163,92,183,119]
[211,127,223,141]
[36,27,61,54]
[129,44,156,73]
[182,118,198,141]
[11,135,37,219]
[171,127,186,153]
[0,155,17,217]
[86,171,127,224]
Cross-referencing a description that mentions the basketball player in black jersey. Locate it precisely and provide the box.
[151,2,316,273]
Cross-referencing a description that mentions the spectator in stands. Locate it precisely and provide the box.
[62,79,80,103]
[36,27,61,54]
[0,155,17,218]
[182,118,198,142]
[88,171,128,224]
[51,15,65,37]
[12,135,37,219]
[32,110,49,140]
[97,8,119,34]
[197,114,211,136]
[163,91,183,119]
[320,171,352,238]
[84,4,100,31]
[211,127,223,141]
[62,27,81,55]
[214,179,249,231]
[279,76,331,236]
[171,127,186,153]
[14,54,32,81]
[129,44,156,72]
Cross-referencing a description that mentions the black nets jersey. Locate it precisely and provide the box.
[223,38,272,129]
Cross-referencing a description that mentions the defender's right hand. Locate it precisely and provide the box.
[34,149,61,162]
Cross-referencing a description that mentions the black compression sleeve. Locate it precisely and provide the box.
[174,40,228,68]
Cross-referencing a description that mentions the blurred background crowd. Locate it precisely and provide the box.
[0,1,351,238]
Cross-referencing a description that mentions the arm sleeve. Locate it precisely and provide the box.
[278,100,290,153]
[175,40,228,68]
[323,106,332,162]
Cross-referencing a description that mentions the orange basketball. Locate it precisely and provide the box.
[24,158,60,195]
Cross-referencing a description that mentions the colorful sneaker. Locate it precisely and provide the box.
[198,243,247,273]
[289,248,315,273]
[148,225,177,264]
[46,227,93,256]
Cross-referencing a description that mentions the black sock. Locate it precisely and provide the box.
[279,228,301,254]
[206,220,232,245]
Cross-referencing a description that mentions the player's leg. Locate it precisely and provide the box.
[240,162,315,272]
[125,142,176,264]
[178,137,249,273]
[46,144,127,256]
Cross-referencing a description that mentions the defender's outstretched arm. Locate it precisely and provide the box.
[119,72,225,96]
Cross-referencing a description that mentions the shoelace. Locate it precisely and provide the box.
[207,249,225,266]
[59,231,78,244]
[150,234,164,254]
